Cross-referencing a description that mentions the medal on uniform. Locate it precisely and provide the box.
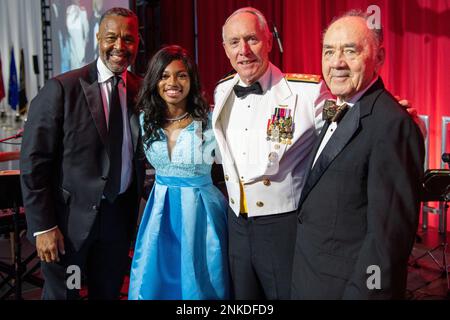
[266,106,294,145]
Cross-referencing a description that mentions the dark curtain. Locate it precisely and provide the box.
[159,0,195,56]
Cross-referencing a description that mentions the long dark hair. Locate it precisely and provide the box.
[137,45,209,147]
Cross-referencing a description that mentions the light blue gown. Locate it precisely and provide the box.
[128,115,229,300]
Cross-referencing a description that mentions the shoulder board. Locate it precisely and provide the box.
[285,73,321,83]
[217,71,237,85]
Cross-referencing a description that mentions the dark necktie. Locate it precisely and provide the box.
[104,76,123,203]
[322,99,349,123]
[233,82,263,98]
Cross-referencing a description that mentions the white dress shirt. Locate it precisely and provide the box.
[97,58,133,195]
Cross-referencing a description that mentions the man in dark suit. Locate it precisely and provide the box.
[20,7,144,300]
[290,11,424,299]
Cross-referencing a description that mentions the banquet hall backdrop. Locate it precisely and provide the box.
[0,0,449,229]
[157,0,450,172]
[134,0,450,232]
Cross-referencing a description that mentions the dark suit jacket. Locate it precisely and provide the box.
[20,61,145,251]
[291,79,424,299]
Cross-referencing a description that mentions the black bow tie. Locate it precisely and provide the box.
[322,100,349,123]
[233,82,263,98]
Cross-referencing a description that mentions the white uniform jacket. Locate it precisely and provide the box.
[212,63,331,217]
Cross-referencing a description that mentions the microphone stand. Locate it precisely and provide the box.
[411,168,450,297]
[273,24,283,53]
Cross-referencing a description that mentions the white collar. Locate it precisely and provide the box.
[237,63,272,93]
[96,58,127,86]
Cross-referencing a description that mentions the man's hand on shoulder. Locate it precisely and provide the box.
[396,98,427,138]
[36,227,65,263]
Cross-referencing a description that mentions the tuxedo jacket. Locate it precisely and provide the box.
[291,79,424,299]
[20,61,145,251]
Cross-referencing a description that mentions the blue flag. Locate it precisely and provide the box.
[8,47,18,110]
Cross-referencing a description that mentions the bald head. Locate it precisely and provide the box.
[321,15,385,101]
[222,7,271,42]
[222,8,273,84]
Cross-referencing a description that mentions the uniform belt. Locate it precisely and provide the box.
[239,212,248,218]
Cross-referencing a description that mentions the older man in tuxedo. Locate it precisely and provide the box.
[20,7,144,299]
[290,11,424,299]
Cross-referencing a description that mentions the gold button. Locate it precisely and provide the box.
[263,179,271,186]
[225,175,229,181]
[256,201,264,207]
[274,144,281,150]
[230,198,235,204]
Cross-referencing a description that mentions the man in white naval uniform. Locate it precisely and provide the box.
[212,7,330,299]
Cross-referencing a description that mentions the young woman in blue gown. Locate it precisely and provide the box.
[128,45,229,300]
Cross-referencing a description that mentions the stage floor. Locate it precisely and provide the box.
[0,226,449,300]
